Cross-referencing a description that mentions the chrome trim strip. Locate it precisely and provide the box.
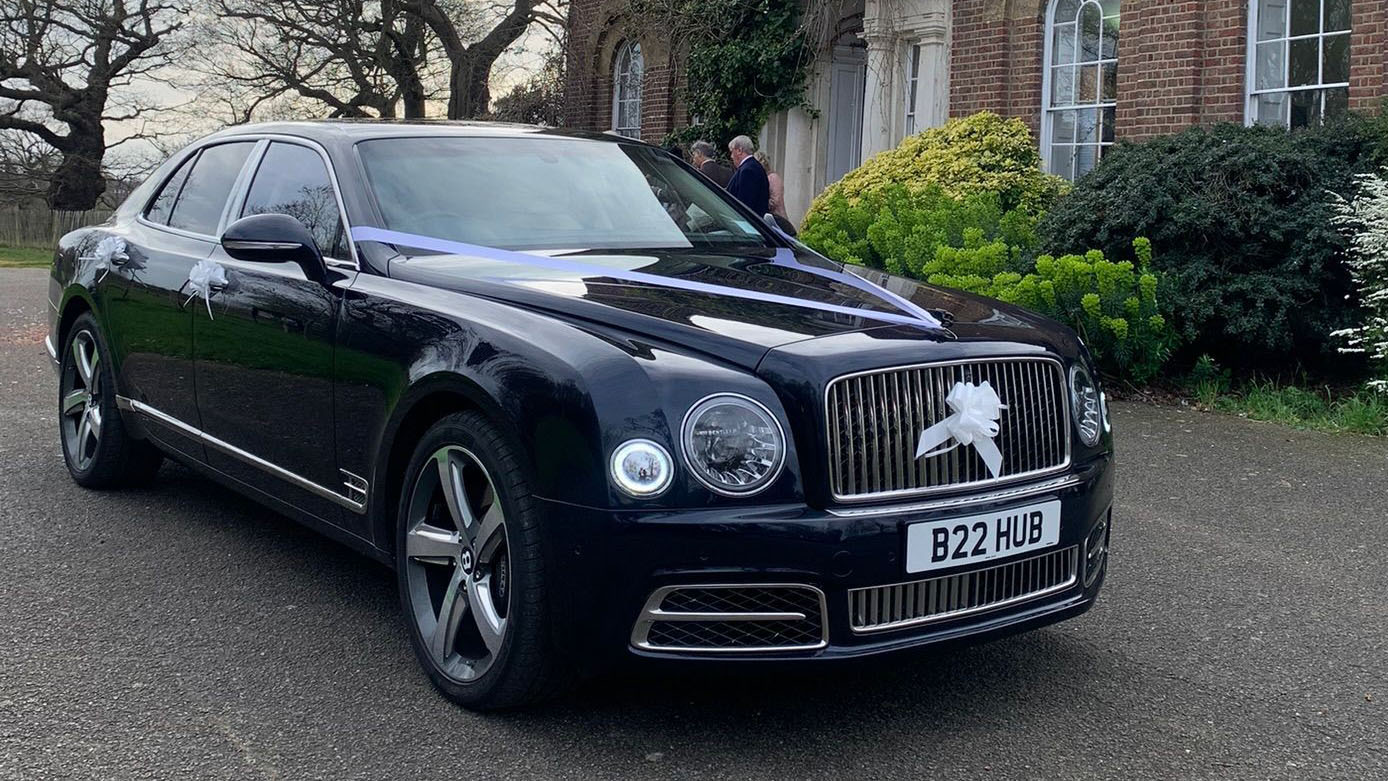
[44,333,58,363]
[117,395,366,513]
[222,240,306,251]
[825,474,1084,517]
[824,356,1073,503]
[848,547,1079,634]
[631,583,829,654]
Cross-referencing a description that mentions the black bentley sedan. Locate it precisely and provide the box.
[46,121,1113,709]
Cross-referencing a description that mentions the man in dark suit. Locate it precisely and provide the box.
[725,135,770,217]
[690,140,733,188]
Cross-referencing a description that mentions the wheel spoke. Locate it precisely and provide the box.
[435,450,474,530]
[406,523,458,564]
[86,406,102,441]
[76,416,92,459]
[72,338,93,385]
[429,569,469,662]
[471,500,506,563]
[61,390,89,416]
[467,575,506,656]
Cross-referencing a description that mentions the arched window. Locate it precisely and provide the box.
[1247,0,1351,128]
[612,41,644,139]
[1042,0,1119,181]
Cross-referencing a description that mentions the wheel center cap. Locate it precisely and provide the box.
[458,547,474,575]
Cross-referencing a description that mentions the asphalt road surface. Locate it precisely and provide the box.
[2,268,1385,780]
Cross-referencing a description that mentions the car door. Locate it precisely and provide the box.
[101,140,258,462]
[192,139,363,532]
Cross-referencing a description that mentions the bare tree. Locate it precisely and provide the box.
[0,0,186,209]
[193,0,450,122]
[403,0,564,119]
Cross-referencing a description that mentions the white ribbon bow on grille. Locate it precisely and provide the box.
[184,259,227,319]
[915,380,1009,479]
[81,236,128,283]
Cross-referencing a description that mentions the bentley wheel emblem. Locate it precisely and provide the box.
[915,380,1008,478]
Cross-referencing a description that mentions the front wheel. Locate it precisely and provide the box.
[396,410,570,710]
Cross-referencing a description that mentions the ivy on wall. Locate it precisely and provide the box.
[630,0,824,149]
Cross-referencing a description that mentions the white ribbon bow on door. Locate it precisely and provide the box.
[915,380,1009,479]
[81,236,128,283]
[184,259,228,319]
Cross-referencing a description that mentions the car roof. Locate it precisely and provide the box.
[206,119,642,146]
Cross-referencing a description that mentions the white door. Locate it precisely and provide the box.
[826,46,867,185]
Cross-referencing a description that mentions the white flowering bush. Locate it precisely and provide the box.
[1334,171,1388,393]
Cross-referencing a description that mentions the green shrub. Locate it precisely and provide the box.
[799,183,1038,275]
[803,112,1066,226]
[927,237,1172,384]
[1038,117,1388,374]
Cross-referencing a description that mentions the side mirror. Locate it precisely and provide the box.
[220,214,325,279]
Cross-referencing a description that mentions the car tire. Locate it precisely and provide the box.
[58,313,163,489]
[395,410,570,710]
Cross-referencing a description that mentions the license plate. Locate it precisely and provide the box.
[905,500,1061,574]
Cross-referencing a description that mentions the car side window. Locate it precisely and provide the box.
[144,154,195,226]
[167,142,255,236]
[240,142,347,260]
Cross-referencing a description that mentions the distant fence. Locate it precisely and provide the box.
[0,206,115,248]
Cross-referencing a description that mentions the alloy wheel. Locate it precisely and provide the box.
[404,446,512,682]
[61,330,104,472]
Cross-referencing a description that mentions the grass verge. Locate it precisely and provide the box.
[1193,380,1388,436]
[0,245,52,268]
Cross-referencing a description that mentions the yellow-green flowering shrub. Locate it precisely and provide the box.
[803,112,1066,227]
[930,238,1174,384]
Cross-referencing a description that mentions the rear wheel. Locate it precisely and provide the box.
[59,313,163,488]
[396,410,569,709]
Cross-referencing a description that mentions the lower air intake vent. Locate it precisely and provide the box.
[631,584,827,653]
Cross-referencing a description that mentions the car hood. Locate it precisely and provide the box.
[385,246,1079,370]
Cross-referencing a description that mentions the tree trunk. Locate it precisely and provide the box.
[48,144,106,211]
[446,54,493,119]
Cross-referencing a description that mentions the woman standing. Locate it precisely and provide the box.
[754,150,796,235]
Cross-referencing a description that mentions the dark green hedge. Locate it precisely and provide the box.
[1038,115,1388,375]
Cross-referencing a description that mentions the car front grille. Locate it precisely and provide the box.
[826,358,1071,502]
[631,584,827,653]
[849,546,1079,633]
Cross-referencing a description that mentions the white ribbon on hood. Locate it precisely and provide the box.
[81,236,128,283]
[915,380,1009,479]
[184,259,227,319]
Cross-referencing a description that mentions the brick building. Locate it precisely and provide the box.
[564,0,1388,222]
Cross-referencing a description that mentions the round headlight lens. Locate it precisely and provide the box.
[610,439,674,497]
[681,394,786,497]
[1070,364,1103,446]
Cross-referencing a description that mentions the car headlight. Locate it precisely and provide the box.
[681,394,786,497]
[1070,364,1103,446]
[610,439,674,497]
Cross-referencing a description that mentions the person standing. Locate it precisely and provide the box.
[726,135,769,217]
[754,150,788,221]
[689,140,732,188]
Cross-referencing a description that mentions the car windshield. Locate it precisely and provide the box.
[357,135,774,253]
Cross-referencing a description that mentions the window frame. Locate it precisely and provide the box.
[611,40,644,139]
[232,140,353,263]
[904,42,923,136]
[1244,0,1352,129]
[140,135,359,270]
[1040,0,1120,181]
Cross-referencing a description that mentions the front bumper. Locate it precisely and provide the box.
[539,454,1114,669]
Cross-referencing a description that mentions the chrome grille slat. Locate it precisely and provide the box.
[849,547,1079,633]
[826,358,1071,502]
[632,584,828,653]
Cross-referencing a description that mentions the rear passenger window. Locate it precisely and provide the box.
[240,143,347,259]
[144,154,195,225]
[167,142,255,236]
